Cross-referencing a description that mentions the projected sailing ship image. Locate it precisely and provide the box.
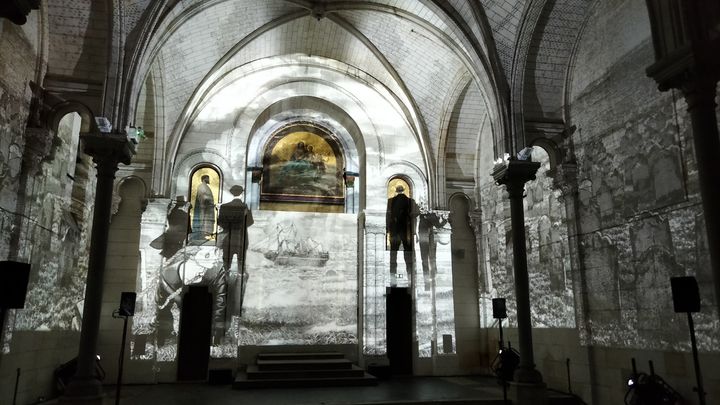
[263,223,329,267]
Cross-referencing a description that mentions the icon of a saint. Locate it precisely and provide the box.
[193,174,215,239]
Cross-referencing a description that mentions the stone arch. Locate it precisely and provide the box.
[187,164,222,240]
[116,176,147,211]
[245,97,364,213]
[47,101,97,133]
[171,150,231,202]
[529,137,562,172]
[382,162,429,210]
[164,57,420,200]
[112,175,148,217]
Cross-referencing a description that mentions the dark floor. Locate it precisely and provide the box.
[51,376,511,405]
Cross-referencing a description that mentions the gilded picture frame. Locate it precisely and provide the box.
[260,122,345,209]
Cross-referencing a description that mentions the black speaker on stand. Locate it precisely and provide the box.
[113,292,136,405]
[492,297,507,319]
[670,276,705,405]
[490,298,516,405]
[0,261,31,405]
[0,261,31,309]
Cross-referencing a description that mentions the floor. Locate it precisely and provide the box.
[51,376,512,405]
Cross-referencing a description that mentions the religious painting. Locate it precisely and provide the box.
[387,177,412,199]
[260,122,345,211]
[189,166,221,240]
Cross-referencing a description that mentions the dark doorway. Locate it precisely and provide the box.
[386,287,412,375]
[177,285,212,381]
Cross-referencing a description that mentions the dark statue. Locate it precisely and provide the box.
[386,185,419,285]
[217,185,254,325]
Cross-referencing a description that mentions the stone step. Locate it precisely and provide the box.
[256,352,345,361]
[256,358,353,371]
[548,393,584,405]
[246,364,366,380]
[352,401,507,405]
[233,371,378,389]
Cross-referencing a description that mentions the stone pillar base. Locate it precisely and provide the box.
[509,381,548,405]
[59,377,104,405]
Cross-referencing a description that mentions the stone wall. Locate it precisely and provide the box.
[478,149,575,330]
[476,2,720,404]
[562,0,719,403]
[0,14,98,404]
[568,0,717,354]
[477,149,579,398]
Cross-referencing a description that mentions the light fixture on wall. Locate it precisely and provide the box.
[95,117,112,133]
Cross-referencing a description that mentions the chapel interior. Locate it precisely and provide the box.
[0,1,719,404]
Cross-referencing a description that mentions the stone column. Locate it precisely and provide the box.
[430,215,457,372]
[553,163,591,340]
[468,209,489,295]
[645,0,720,317]
[362,210,389,357]
[553,161,601,405]
[492,158,546,404]
[682,82,720,317]
[61,133,134,404]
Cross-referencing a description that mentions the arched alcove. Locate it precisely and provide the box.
[188,165,222,240]
[257,121,346,213]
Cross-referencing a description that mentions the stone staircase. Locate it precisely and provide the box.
[233,352,377,389]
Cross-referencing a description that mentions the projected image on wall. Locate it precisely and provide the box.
[240,211,358,345]
[131,206,358,361]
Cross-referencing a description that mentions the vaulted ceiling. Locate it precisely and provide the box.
[42,0,599,160]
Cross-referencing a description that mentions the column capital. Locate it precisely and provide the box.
[645,1,720,92]
[81,132,135,175]
[680,78,718,110]
[468,208,483,228]
[492,159,541,198]
[361,209,387,236]
[426,209,450,225]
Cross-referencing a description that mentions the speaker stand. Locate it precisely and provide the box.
[686,312,706,405]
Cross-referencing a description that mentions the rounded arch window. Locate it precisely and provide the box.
[386,176,412,199]
[188,165,222,241]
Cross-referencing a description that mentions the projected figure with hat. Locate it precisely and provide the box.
[386,184,419,285]
[217,185,254,331]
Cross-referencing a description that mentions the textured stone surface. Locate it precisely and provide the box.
[1,1,719,404]
[479,149,575,330]
[565,0,719,359]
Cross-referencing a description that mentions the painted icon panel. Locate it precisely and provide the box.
[189,166,221,240]
[261,122,345,210]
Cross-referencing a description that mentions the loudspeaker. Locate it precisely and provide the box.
[492,298,507,319]
[442,334,453,354]
[119,292,136,316]
[0,261,31,309]
[670,276,700,313]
